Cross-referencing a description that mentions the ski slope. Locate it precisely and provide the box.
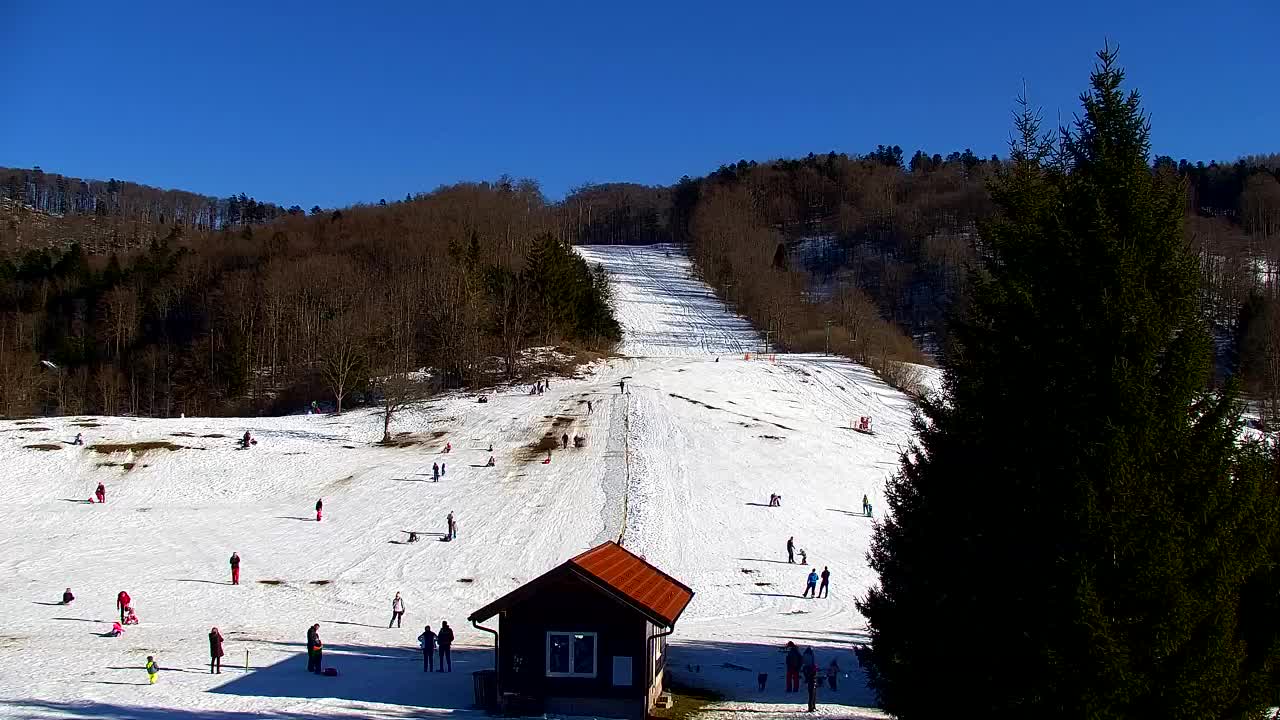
[0,243,916,719]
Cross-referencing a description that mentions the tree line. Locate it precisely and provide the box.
[0,179,617,417]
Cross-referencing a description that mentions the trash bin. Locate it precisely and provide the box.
[473,669,497,712]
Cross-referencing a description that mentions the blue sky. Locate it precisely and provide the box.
[3,1,1276,209]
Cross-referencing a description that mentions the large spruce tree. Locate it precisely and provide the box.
[857,47,1280,719]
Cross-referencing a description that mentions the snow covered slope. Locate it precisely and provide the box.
[0,243,916,719]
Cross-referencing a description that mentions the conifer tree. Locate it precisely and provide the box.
[857,46,1280,719]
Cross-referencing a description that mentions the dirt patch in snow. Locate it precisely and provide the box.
[24,444,62,451]
[90,441,186,455]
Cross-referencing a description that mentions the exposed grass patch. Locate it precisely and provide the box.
[171,432,196,437]
[202,433,228,439]
[431,431,447,438]
[90,441,185,455]
[98,462,138,471]
[650,677,724,720]
[72,422,102,428]
[24,444,61,451]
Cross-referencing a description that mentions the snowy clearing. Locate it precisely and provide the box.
[0,243,915,719]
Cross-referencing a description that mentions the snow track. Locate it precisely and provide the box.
[0,243,916,719]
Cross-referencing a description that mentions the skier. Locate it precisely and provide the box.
[798,548,807,565]
[803,568,819,598]
[145,655,160,685]
[230,552,241,585]
[437,621,454,672]
[418,625,437,672]
[61,588,74,605]
[827,658,840,690]
[116,590,131,623]
[95,482,106,504]
[209,627,224,674]
[390,592,405,628]
[561,433,569,449]
[487,443,493,452]
[73,432,83,445]
[433,462,439,482]
[306,624,323,673]
[784,642,802,692]
[587,400,593,414]
[786,537,795,564]
[315,498,323,522]
[446,512,456,540]
[818,567,830,598]
[485,456,495,467]
[862,494,871,517]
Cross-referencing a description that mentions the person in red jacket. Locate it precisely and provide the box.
[116,590,131,623]
[229,552,240,585]
[95,483,105,504]
[209,627,225,674]
[315,498,323,522]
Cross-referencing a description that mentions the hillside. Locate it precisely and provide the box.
[0,244,925,719]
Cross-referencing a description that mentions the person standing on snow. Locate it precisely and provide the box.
[818,567,830,598]
[827,658,840,690]
[73,432,84,445]
[803,569,819,598]
[95,482,106,504]
[784,642,802,692]
[561,433,569,449]
[862,494,871,517]
[315,498,323,522]
[306,624,323,673]
[441,462,446,477]
[145,655,160,685]
[390,592,405,628]
[786,537,795,564]
[229,552,241,585]
[433,462,439,482]
[587,400,593,414]
[802,658,818,711]
[209,627,225,674]
[62,588,74,605]
[437,621,454,671]
[116,590,131,623]
[446,512,456,540]
[418,625,437,672]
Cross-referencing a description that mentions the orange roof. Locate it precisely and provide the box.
[569,542,694,627]
[469,541,694,628]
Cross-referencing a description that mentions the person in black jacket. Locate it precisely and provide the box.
[818,567,830,598]
[803,661,818,711]
[436,621,454,672]
[306,624,323,673]
[61,588,74,605]
[230,552,241,585]
[785,642,802,692]
[418,625,436,672]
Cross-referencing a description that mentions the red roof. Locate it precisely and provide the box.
[468,541,694,628]
[568,542,694,627]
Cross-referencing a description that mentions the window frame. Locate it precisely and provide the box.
[545,630,599,678]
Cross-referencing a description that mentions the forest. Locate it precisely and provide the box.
[3,148,1280,417]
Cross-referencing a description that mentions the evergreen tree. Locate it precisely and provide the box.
[857,46,1280,719]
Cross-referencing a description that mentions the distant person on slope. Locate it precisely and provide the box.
[73,432,84,445]
[61,587,74,605]
[116,590,131,622]
[485,456,495,467]
[306,624,323,673]
[786,537,795,564]
[433,462,439,482]
[95,482,106,504]
[587,400,593,414]
[390,592,405,628]
[145,655,160,685]
[818,567,830,598]
[437,621,454,672]
[562,433,569,449]
[418,625,437,672]
[209,627,225,674]
[315,498,323,522]
[803,568,819,598]
[229,552,241,585]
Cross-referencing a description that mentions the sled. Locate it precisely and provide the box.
[323,667,338,677]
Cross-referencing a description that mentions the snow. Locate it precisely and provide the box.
[0,243,921,719]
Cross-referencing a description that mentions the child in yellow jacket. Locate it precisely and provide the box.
[145,656,159,684]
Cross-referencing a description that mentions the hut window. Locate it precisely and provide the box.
[546,631,597,677]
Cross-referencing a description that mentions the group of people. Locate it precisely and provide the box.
[416,621,455,672]
[777,642,841,711]
[785,536,807,565]
[560,432,586,449]
[802,567,831,599]
[529,379,550,395]
[432,462,447,481]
